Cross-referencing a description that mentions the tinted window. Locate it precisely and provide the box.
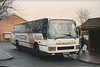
[12,19,48,33]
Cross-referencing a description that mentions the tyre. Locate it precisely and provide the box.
[34,43,40,56]
[16,40,20,50]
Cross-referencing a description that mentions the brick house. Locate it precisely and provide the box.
[0,14,26,41]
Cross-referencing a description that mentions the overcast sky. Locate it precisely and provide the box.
[13,0,100,26]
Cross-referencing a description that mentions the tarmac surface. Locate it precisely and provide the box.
[0,66,15,67]
[0,47,14,67]
[69,50,100,64]
[0,48,13,61]
[0,43,99,67]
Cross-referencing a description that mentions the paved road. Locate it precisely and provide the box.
[0,43,99,67]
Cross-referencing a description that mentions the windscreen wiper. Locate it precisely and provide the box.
[62,33,76,39]
[54,33,76,40]
[54,36,65,40]
[54,33,71,40]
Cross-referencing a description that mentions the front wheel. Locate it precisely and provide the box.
[34,44,40,56]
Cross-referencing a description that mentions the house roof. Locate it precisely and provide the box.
[0,14,26,24]
[12,14,28,22]
[81,17,100,30]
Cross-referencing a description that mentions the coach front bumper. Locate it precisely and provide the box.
[47,44,79,54]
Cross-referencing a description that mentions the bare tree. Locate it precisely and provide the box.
[0,0,14,20]
[76,8,90,24]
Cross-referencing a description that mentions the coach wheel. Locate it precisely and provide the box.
[34,43,40,56]
[16,40,20,50]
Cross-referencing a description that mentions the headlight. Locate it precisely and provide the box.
[48,47,56,51]
[76,38,79,44]
[76,45,79,49]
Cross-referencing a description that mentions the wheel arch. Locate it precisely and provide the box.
[34,42,39,48]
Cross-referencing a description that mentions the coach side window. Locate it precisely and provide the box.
[32,20,43,33]
[42,23,47,39]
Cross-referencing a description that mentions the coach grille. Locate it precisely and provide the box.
[58,46,74,50]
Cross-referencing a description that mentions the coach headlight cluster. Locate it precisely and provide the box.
[48,47,56,51]
[76,39,79,44]
[76,45,79,49]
